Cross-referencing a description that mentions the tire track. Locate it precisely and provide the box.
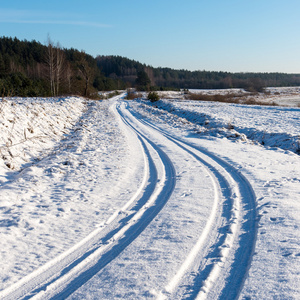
[0,100,176,300]
[126,104,257,299]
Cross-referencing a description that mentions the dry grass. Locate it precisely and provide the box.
[242,97,278,106]
[127,91,143,100]
[185,92,279,106]
[185,92,244,103]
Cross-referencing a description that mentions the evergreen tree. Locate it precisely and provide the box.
[136,70,151,90]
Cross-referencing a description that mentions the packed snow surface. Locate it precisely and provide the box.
[0,90,299,299]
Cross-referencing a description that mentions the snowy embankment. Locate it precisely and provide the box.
[0,92,299,299]
[0,97,85,285]
[141,98,300,154]
[0,97,86,178]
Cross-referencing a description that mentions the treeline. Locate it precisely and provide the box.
[97,55,300,92]
[1,36,300,98]
[0,37,125,97]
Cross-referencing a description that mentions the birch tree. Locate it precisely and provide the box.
[54,42,65,96]
[45,37,66,96]
[46,35,55,96]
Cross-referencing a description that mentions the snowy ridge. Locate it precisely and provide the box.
[0,97,86,179]
[140,99,300,154]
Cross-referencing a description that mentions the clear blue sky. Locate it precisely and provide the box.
[1,0,300,73]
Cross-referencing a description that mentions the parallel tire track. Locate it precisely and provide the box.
[126,103,257,300]
[0,100,176,300]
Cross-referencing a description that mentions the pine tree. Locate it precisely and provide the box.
[136,70,151,90]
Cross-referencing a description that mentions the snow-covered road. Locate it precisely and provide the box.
[0,94,299,299]
[119,102,258,299]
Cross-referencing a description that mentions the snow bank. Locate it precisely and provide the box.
[0,97,86,182]
[139,98,300,154]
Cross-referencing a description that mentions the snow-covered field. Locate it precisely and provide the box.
[160,86,300,107]
[0,90,299,299]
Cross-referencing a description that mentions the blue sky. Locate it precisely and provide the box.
[1,0,300,73]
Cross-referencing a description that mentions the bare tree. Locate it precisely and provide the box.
[45,36,67,96]
[54,42,65,96]
[77,51,93,97]
[45,35,56,96]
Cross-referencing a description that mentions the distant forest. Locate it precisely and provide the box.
[1,36,300,97]
[97,56,300,92]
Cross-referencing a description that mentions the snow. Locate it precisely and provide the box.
[160,86,300,107]
[0,90,299,299]
[145,98,300,153]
